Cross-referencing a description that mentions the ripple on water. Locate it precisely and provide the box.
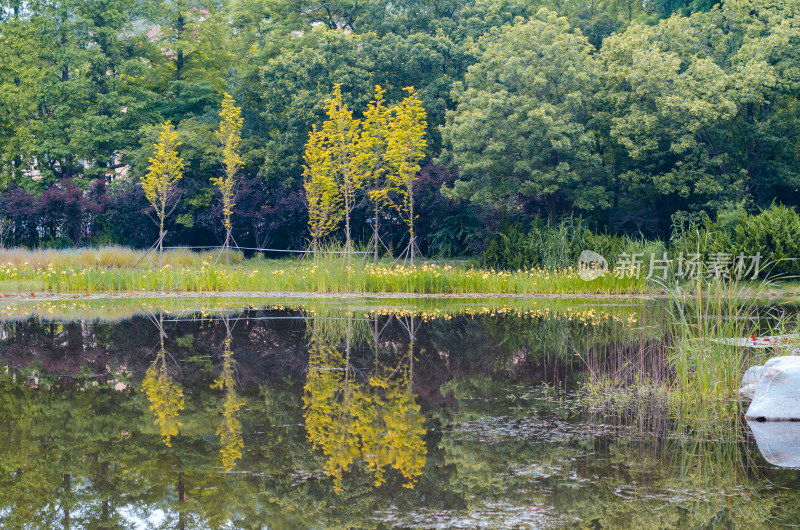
[448,415,629,444]
[375,502,579,529]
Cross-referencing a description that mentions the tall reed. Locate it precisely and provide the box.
[580,277,797,421]
[667,278,760,415]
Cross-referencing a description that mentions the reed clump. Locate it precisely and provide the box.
[667,279,765,416]
[580,275,799,426]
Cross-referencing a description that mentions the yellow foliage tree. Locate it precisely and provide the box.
[303,124,343,260]
[142,342,185,447]
[362,369,426,488]
[303,335,360,491]
[212,93,244,265]
[142,122,184,267]
[385,87,427,269]
[321,84,363,264]
[357,85,392,265]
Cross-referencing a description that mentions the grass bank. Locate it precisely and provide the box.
[0,247,643,295]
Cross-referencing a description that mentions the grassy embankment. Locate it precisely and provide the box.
[0,247,644,295]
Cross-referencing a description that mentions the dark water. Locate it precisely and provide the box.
[1,304,799,528]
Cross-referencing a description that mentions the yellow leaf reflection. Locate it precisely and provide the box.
[212,336,245,471]
[303,317,426,491]
[142,342,184,447]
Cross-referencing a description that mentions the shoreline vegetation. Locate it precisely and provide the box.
[0,246,798,298]
[0,247,645,295]
[1,247,798,305]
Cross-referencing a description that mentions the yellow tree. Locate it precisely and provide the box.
[357,85,392,265]
[212,93,244,265]
[386,87,427,269]
[321,84,363,264]
[303,124,343,261]
[142,122,184,267]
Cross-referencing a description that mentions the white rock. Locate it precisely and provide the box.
[747,420,800,468]
[744,356,800,421]
[738,365,765,400]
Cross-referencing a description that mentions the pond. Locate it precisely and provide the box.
[1,297,799,528]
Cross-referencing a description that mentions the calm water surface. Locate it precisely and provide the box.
[0,300,799,528]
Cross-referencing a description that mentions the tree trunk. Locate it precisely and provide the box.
[159,217,165,268]
[344,189,352,267]
[374,203,379,265]
[226,226,231,265]
[176,14,185,82]
[409,175,415,270]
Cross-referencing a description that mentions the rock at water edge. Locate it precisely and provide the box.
[747,420,800,468]
[745,356,800,421]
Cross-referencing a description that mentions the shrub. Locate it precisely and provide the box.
[672,204,800,278]
[483,217,663,272]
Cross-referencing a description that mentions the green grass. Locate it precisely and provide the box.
[0,246,240,269]
[0,247,645,295]
[0,279,46,292]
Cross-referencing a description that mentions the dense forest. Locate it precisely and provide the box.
[1,0,799,257]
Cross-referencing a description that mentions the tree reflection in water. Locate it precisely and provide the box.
[1,305,799,527]
[212,317,245,471]
[304,310,426,491]
[142,313,184,446]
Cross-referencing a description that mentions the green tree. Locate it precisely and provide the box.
[20,0,158,183]
[152,0,233,89]
[595,0,800,226]
[0,16,44,188]
[441,10,608,222]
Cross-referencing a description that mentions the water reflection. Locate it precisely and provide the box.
[212,318,245,471]
[748,420,800,468]
[142,314,184,446]
[303,311,426,491]
[0,303,799,527]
